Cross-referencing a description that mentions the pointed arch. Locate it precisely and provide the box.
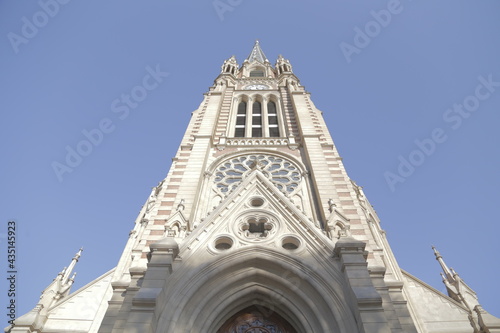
[252,100,263,137]
[231,93,284,139]
[332,221,349,239]
[267,100,280,137]
[153,248,358,333]
[235,100,248,137]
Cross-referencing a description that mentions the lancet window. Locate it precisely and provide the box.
[235,101,247,137]
[267,101,279,137]
[232,96,281,138]
[252,101,262,137]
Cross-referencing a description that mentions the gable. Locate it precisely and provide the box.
[179,168,333,260]
[43,269,114,333]
[402,271,473,333]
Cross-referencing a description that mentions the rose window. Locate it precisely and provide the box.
[214,155,301,194]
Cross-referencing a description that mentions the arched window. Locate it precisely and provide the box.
[267,101,279,137]
[234,101,246,137]
[232,98,281,138]
[252,101,262,137]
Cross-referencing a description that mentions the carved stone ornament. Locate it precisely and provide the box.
[233,213,281,243]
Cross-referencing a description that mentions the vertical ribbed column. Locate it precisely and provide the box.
[121,238,178,333]
[154,92,222,221]
[334,238,391,333]
[245,96,251,137]
[279,87,299,138]
[131,91,223,262]
[290,89,339,221]
[262,97,269,137]
[214,87,234,142]
[290,89,380,255]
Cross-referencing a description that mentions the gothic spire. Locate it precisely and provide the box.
[62,247,83,285]
[432,245,481,320]
[275,54,293,75]
[432,245,453,280]
[246,40,268,64]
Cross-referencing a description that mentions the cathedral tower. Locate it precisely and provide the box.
[9,42,500,333]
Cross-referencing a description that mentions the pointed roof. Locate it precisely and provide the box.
[246,40,268,64]
[179,168,332,259]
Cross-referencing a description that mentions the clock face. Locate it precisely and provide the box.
[246,84,269,90]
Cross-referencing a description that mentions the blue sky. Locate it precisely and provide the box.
[1,0,499,320]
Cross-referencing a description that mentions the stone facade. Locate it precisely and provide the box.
[7,42,500,333]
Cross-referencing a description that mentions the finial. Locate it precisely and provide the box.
[177,199,185,211]
[328,198,336,212]
[62,247,83,285]
[432,245,452,279]
[432,245,441,259]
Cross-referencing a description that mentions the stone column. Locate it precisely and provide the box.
[334,237,391,333]
[121,236,179,333]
